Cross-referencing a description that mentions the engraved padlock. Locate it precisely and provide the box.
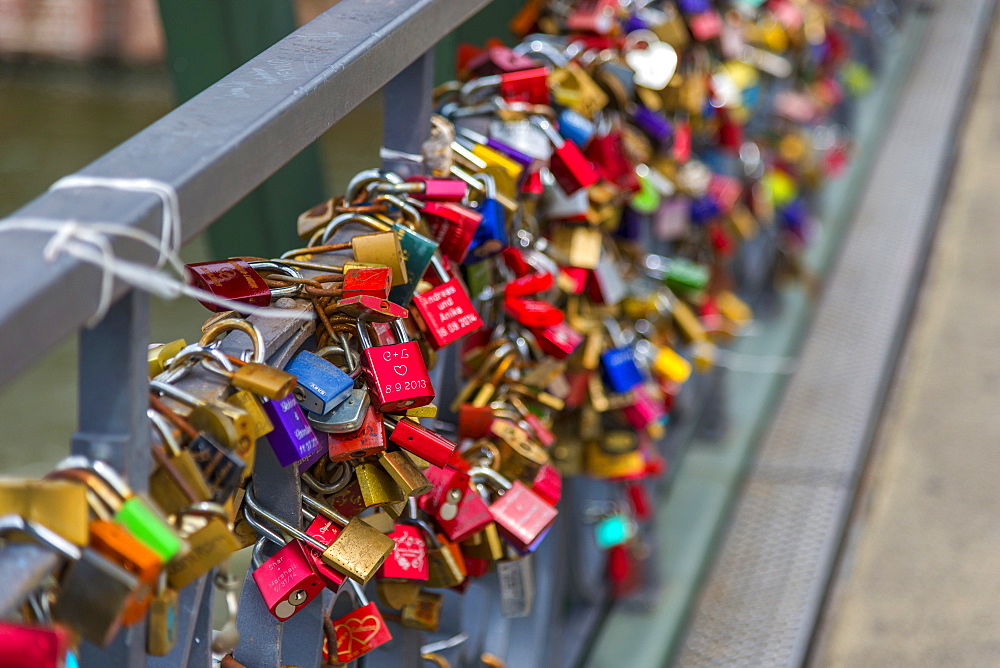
[284,350,356,415]
[185,259,302,313]
[261,393,324,467]
[330,581,393,663]
[412,255,484,349]
[356,314,434,412]
[251,537,325,621]
[378,521,429,582]
[469,467,558,553]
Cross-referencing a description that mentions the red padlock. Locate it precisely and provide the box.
[378,523,429,581]
[303,515,346,589]
[342,266,393,300]
[529,321,583,359]
[504,272,553,298]
[584,132,642,193]
[0,621,69,668]
[420,465,493,543]
[331,581,393,663]
[462,67,551,106]
[335,295,409,323]
[531,463,563,507]
[328,406,386,463]
[471,468,557,553]
[504,296,565,328]
[422,201,482,264]
[412,257,484,349]
[185,259,283,313]
[252,540,326,620]
[356,315,434,412]
[532,116,599,195]
[566,0,619,34]
[403,176,468,202]
[387,418,457,469]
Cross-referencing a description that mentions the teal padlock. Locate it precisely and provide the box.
[594,513,636,550]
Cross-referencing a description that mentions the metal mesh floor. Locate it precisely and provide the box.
[675,1,997,665]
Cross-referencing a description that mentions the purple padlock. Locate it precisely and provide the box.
[677,0,711,13]
[262,394,323,467]
[458,128,535,167]
[631,106,673,145]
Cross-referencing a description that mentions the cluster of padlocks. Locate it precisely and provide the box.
[0,0,876,665]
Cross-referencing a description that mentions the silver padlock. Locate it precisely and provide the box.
[488,118,553,161]
[496,550,535,619]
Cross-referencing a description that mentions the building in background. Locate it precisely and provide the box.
[0,0,336,63]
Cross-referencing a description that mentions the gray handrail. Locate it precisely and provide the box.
[0,0,490,386]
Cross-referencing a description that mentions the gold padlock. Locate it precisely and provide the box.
[0,478,89,546]
[549,225,603,270]
[355,460,406,508]
[148,339,186,378]
[376,579,423,610]
[378,451,432,498]
[167,505,241,590]
[399,590,444,632]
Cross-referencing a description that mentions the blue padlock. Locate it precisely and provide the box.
[556,108,596,149]
[284,350,355,415]
[599,318,645,394]
[466,174,508,262]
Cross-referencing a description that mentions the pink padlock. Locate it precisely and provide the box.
[356,315,434,412]
[252,540,326,620]
[378,523,429,581]
[622,384,667,432]
[404,176,468,202]
[412,256,484,349]
[422,201,482,264]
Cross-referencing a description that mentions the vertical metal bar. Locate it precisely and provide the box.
[149,576,209,668]
[382,49,435,178]
[72,289,151,667]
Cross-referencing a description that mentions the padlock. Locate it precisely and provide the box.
[566,0,618,33]
[331,581,393,663]
[356,315,434,412]
[455,127,533,173]
[489,419,549,483]
[355,458,405,508]
[87,519,162,624]
[328,404,385,461]
[528,321,584,359]
[412,256,484,349]
[460,522,505,562]
[530,463,562,507]
[167,502,241,589]
[148,338,186,377]
[342,265,393,300]
[419,465,492,543]
[599,320,645,394]
[530,115,599,195]
[584,440,647,480]
[227,389,274,445]
[0,478,89,546]
[53,459,186,563]
[300,511,346,589]
[150,379,255,463]
[185,259,301,313]
[496,553,535,618]
[650,344,692,384]
[421,200,482,264]
[147,572,179,656]
[386,417,457,468]
[186,434,246,504]
[245,487,393,584]
[301,216,408,286]
[549,224,603,269]
[406,519,467,588]
[197,319,298,399]
[461,67,550,106]
[0,515,139,647]
[307,345,370,434]
[363,175,467,202]
[334,295,409,323]
[469,467,558,553]
[622,383,668,438]
[378,522,429,581]
[0,620,70,668]
[378,450,433,497]
[399,589,444,631]
[148,409,213,516]
[251,538,325,621]
[584,131,642,194]
[261,393,324,467]
[284,350,356,416]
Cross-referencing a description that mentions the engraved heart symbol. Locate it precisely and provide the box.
[338,614,382,650]
[393,365,407,375]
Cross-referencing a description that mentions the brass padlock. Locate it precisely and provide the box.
[148,338,186,378]
[410,521,467,589]
[399,589,444,632]
[0,478,89,546]
[198,319,297,400]
[167,503,241,590]
[489,419,549,482]
[378,451,433,498]
[461,522,504,562]
[376,579,423,610]
[355,460,406,508]
[148,409,213,515]
[549,225,603,270]
[147,573,179,656]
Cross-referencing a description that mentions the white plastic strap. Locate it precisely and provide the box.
[49,175,182,267]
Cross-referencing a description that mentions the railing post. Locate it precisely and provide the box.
[382,49,435,179]
[71,289,151,667]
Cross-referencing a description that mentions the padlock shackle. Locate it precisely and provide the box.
[245,261,303,299]
[512,39,569,67]
[529,115,565,148]
[301,465,352,496]
[199,317,268,364]
[300,492,350,527]
[147,408,182,457]
[0,513,81,562]
[242,486,330,555]
[467,466,513,493]
[399,518,442,549]
[355,311,410,351]
[159,343,236,384]
[345,168,403,202]
[316,344,362,378]
[315,213,389,247]
[243,504,287,547]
